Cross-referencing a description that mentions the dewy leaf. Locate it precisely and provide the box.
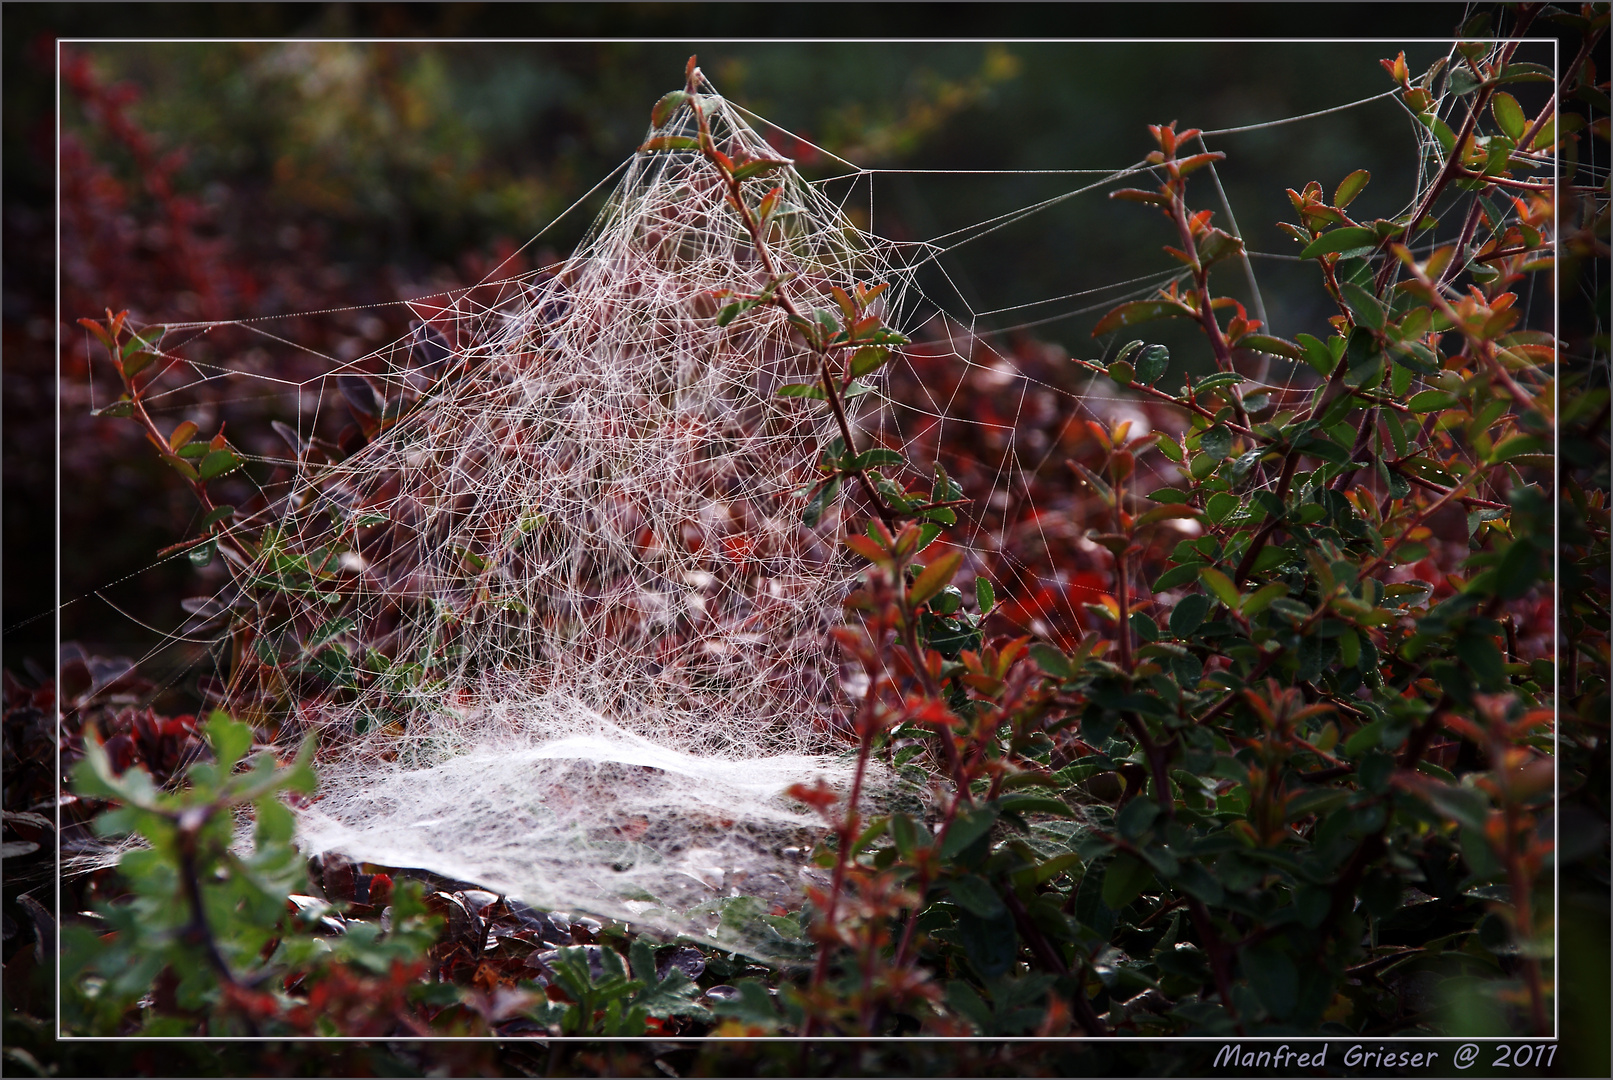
[1092,299,1194,337]
[1237,334,1305,360]
[1135,344,1170,385]
[775,382,827,400]
[1170,593,1210,638]
[1199,424,1233,461]
[1417,112,1457,155]
[199,450,242,480]
[639,135,699,153]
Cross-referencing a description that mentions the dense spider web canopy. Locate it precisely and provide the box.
[260,89,925,937]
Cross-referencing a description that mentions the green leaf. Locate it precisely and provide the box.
[650,90,688,128]
[708,979,781,1030]
[1240,581,1289,617]
[1029,643,1071,679]
[996,793,1077,819]
[890,813,924,858]
[1242,945,1299,1020]
[850,346,891,378]
[941,807,999,859]
[1115,797,1160,840]
[715,302,745,327]
[1296,333,1336,376]
[731,158,791,182]
[1488,434,1544,464]
[1107,360,1134,385]
[1237,334,1304,361]
[853,447,904,470]
[975,576,995,615]
[1199,425,1233,461]
[1343,719,1387,756]
[776,382,826,400]
[640,135,699,153]
[801,476,840,528]
[1205,491,1240,525]
[1190,371,1243,396]
[1101,853,1155,910]
[199,450,242,481]
[945,980,995,1032]
[121,351,157,378]
[1092,299,1194,336]
[94,397,135,418]
[1170,592,1211,639]
[949,874,1007,918]
[1333,169,1371,209]
[1340,282,1385,330]
[200,505,235,529]
[204,712,253,771]
[1418,112,1457,155]
[306,617,356,652]
[1136,344,1170,386]
[1408,389,1459,413]
[1490,92,1527,141]
[1154,562,1206,592]
[1135,503,1203,530]
[956,906,1018,980]
[1447,66,1484,97]
[1199,567,1241,608]
[1299,227,1378,260]
[187,539,216,567]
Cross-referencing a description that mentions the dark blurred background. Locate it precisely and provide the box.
[4,4,1482,681]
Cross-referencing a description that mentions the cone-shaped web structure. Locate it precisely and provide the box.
[278,87,915,943]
